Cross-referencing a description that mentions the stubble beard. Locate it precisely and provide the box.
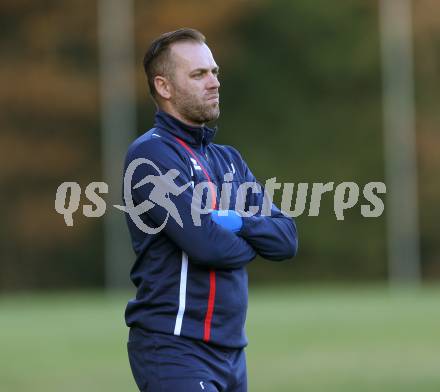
[172,86,220,125]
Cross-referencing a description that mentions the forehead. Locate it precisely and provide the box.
[169,41,217,72]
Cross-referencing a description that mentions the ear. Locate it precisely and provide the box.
[154,76,172,100]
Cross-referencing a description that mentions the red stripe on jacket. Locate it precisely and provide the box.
[174,136,217,342]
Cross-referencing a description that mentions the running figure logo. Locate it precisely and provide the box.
[115,158,191,234]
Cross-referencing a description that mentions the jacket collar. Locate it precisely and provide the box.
[154,110,217,147]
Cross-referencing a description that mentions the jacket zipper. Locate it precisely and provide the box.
[201,129,210,164]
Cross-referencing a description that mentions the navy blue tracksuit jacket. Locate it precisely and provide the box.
[124,110,298,349]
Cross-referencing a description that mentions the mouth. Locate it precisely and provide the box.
[206,95,219,103]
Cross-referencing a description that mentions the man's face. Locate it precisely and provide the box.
[167,42,220,125]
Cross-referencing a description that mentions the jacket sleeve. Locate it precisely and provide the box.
[124,138,257,269]
[235,153,298,261]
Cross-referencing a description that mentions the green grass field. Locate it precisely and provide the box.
[1,285,439,391]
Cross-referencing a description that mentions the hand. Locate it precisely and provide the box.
[210,210,243,233]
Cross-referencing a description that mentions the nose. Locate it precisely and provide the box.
[207,72,220,89]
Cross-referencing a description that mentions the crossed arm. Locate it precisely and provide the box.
[126,139,298,269]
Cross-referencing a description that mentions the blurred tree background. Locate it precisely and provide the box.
[0,0,439,290]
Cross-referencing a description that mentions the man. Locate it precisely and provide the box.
[124,28,298,392]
